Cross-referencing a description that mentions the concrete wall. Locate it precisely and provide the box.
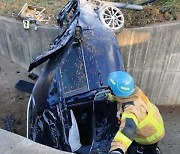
[116,22,180,105]
[0,129,69,154]
[0,16,180,105]
[0,16,61,71]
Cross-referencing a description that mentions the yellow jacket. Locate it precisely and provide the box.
[110,87,165,153]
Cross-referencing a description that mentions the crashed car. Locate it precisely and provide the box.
[27,0,125,153]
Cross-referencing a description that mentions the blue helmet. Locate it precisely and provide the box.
[108,71,135,97]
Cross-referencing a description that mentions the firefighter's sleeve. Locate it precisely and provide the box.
[110,111,138,153]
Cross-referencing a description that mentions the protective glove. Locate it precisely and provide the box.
[94,90,109,101]
[94,90,116,102]
[109,148,124,154]
[107,93,116,102]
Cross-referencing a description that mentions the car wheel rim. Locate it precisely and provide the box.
[99,6,124,32]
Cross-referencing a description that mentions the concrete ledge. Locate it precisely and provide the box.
[0,129,70,154]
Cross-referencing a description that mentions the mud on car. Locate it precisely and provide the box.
[27,0,125,153]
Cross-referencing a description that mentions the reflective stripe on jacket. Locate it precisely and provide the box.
[110,87,165,153]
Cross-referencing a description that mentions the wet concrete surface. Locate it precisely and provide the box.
[0,54,180,153]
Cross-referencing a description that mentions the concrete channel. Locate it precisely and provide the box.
[0,16,180,153]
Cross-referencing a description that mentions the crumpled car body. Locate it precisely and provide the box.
[27,0,124,153]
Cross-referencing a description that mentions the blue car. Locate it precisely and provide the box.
[27,0,125,153]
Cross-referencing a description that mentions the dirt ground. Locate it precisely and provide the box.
[119,0,180,27]
[0,0,67,26]
[158,106,180,154]
[0,54,180,153]
[0,55,32,137]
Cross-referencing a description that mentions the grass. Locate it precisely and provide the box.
[156,0,180,16]
[157,0,180,10]
[154,0,180,20]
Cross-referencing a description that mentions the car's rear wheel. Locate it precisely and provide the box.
[99,5,124,33]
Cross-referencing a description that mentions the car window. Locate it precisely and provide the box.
[60,45,87,94]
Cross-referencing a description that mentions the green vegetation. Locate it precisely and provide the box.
[158,0,180,11]
[156,0,180,20]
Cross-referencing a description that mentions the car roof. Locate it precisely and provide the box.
[31,0,125,99]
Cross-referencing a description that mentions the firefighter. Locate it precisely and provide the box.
[107,71,165,154]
